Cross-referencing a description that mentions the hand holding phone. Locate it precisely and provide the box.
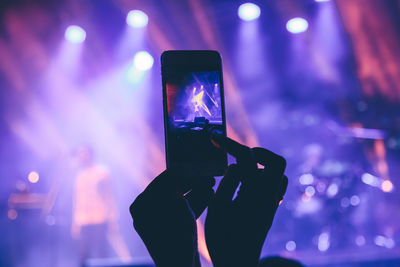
[205,136,288,267]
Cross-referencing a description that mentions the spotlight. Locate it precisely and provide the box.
[28,171,39,183]
[133,51,154,71]
[315,0,330,2]
[126,10,148,28]
[238,3,261,21]
[65,25,86,43]
[286,17,309,34]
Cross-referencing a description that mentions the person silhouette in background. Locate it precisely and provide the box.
[71,146,119,264]
[130,135,292,267]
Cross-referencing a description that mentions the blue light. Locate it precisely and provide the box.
[64,25,86,43]
[286,17,309,34]
[238,3,261,21]
[133,51,154,71]
[126,10,148,28]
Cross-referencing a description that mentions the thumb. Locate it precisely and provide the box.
[185,177,215,218]
[213,164,241,206]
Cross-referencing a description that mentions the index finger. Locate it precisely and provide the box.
[211,134,254,164]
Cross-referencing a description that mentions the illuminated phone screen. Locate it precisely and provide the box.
[165,70,226,174]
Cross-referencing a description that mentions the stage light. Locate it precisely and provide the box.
[133,51,154,71]
[315,0,330,2]
[326,183,338,197]
[301,193,311,202]
[286,17,309,34]
[299,173,314,185]
[28,171,39,183]
[361,173,379,187]
[350,195,360,206]
[126,10,148,28]
[238,3,261,21]
[384,237,395,249]
[381,180,393,192]
[8,209,18,220]
[355,235,366,246]
[285,240,296,251]
[65,25,86,43]
[374,235,385,247]
[305,186,316,197]
[318,232,330,251]
[340,197,350,208]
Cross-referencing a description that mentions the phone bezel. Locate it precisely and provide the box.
[161,50,227,176]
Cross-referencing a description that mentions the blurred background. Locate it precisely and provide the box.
[1,0,400,266]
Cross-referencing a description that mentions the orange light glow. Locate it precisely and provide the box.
[8,209,18,220]
[28,171,39,183]
[381,180,393,193]
[301,193,311,202]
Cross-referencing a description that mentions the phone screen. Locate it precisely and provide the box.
[164,68,227,176]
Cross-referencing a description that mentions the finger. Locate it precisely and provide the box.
[185,177,215,218]
[211,135,257,169]
[252,147,286,177]
[211,135,249,159]
[280,175,288,200]
[213,164,241,205]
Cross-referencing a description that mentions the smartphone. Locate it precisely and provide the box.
[161,50,227,176]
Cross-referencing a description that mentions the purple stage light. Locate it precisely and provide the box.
[350,195,360,206]
[315,0,330,2]
[361,173,380,187]
[299,173,314,185]
[326,183,338,197]
[286,17,309,34]
[126,10,148,28]
[318,232,330,252]
[238,3,261,21]
[64,25,86,43]
[133,51,154,71]
[286,240,296,251]
[305,186,316,197]
[355,235,366,246]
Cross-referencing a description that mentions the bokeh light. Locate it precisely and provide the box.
[381,180,393,192]
[355,235,366,246]
[133,51,154,71]
[318,232,330,252]
[299,173,314,185]
[64,25,86,43]
[8,209,18,220]
[286,240,296,251]
[286,17,309,34]
[238,3,261,21]
[126,10,148,28]
[28,171,39,183]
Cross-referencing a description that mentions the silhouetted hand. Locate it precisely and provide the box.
[205,136,288,267]
[130,169,214,267]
